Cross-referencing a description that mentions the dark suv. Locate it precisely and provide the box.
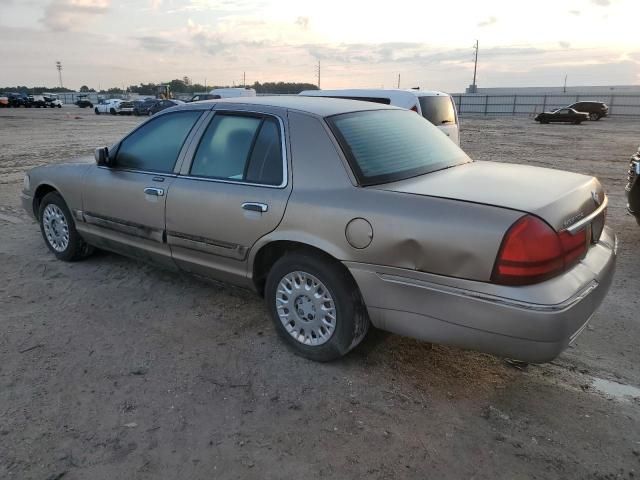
[567,101,608,121]
[5,92,31,108]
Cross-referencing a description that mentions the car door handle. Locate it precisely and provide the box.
[144,187,164,196]
[242,202,268,213]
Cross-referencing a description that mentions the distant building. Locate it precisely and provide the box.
[460,85,640,96]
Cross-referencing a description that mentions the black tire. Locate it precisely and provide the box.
[589,113,600,121]
[94,108,100,115]
[38,192,93,262]
[264,251,370,361]
[541,120,549,124]
[57,104,62,108]
[110,108,116,115]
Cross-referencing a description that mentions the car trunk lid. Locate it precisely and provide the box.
[372,161,606,235]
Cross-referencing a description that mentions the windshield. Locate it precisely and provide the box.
[418,96,456,125]
[327,109,470,186]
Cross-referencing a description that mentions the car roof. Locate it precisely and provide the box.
[300,88,451,99]
[192,95,401,117]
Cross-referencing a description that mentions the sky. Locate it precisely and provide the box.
[0,0,638,92]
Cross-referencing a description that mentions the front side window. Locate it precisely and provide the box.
[328,109,470,186]
[116,110,202,173]
[190,113,284,185]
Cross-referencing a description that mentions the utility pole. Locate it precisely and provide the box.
[56,61,63,88]
[471,40,478,93]
[563,74,567,93]
[397,73,400,89]
[204,77,207,91]
[243,71,246,87]
[316,60,321,89]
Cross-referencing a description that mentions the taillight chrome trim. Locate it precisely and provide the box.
[563,195,608,234]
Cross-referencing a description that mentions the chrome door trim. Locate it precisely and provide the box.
[166,230,248,260]
[83,211,164,243]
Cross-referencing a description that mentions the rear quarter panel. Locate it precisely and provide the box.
[251,112,522,282]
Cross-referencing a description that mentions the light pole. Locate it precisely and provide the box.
[56,61,63,88]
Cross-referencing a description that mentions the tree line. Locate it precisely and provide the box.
[2,80,319,95]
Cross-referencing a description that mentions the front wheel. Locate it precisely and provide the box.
[589,113,600,121]
[38,192,93,262]
[94,108,100,115]
[110,108,116,115]
[265,251,369,361]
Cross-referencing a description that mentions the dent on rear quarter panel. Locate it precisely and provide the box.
[263,111,523,282]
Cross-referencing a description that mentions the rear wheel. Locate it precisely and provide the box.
[38,192,93,261]
[94,108,100,115]
[110,108,116,115]
[265,251,369,361]
[589,113,600,121]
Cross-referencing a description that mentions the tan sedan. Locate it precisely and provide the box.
[21,97,616,362]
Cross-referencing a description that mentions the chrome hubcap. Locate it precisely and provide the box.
[42,204,69,252]
[276,271,336,346]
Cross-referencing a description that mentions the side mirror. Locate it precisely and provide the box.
[95,147,112,167]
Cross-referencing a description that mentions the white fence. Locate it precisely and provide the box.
[452,94,640,117]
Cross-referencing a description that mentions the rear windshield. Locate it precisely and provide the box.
[327,109,470,186]
[418,96,456,125]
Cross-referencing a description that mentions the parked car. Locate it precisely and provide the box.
[29,95,47,108]
[75,95,93,108]
[133,99,159,116]
[188,93,221,102]
[0,95,8,107]
[149,99,184,115]
[566,101,608,121]
[43,94,63,108]
[626,145,640,225]
[535,108,589,124]
[208,87,256,99]
[94,99,134,115]
[300,88,460,145]
[20,97,615,363]
[5,92,31,108]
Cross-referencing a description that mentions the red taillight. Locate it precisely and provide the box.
[410,105,419,113]
[492,215,588,286]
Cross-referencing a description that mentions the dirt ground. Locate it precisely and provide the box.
[1,106,639,480]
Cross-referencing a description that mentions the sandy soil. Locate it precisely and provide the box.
[1,107,639,480]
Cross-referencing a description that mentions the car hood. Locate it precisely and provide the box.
[371,161,604,231]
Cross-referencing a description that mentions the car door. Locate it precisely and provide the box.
[78,109,206,268]
[165,107,292,286]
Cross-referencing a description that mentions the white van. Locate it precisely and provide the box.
[208,87,257,99]
[300,89,460,145]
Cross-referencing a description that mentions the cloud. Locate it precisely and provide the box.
[558,41,571,48]
[477,16,497,27]
[42,0,110,31]
[591,0,611,5]
[295,16,309,29]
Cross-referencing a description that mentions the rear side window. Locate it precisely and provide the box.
[418,96,456,126]
[190,114,284,185]
[328,109,469,186]
[116,110,202,173]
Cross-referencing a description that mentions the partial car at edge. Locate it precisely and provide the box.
[20,96,616,363]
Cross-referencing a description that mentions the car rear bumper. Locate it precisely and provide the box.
[346,226,617,363]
